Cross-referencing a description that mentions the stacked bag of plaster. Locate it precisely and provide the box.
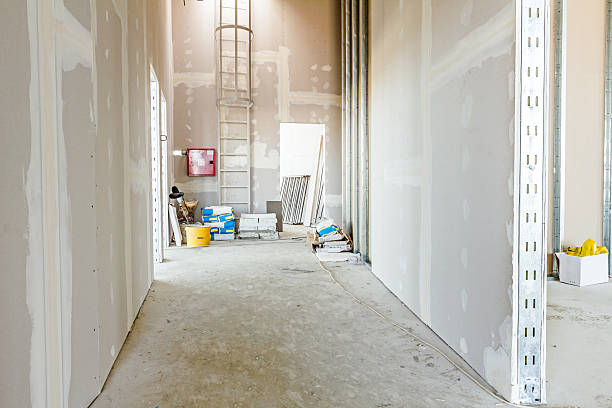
[201,206,235,241]
[313,218,353,254]
[238,213,279,240]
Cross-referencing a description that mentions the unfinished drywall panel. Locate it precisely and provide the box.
[61,65,100,408]
[95,0,129,382]
[370,0,517,399]
[561,0,605,249]
[0,1,36,406]
[127,0,151,316]
[60,45,100,408]
[172,0,216,205]
[0,1,174,406]
[173,83,218,204]
[171,0,342,221]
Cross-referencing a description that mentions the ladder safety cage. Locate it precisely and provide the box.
[215,0,253,215]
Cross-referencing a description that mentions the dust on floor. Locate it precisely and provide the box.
[91,238,507,408]
[546,279,612,408]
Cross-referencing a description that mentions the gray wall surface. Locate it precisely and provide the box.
[171,0,343,221]
[0,1,174,406]
[0,2,36,407]
[370,0,517,399]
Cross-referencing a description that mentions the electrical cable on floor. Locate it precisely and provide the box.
[317,259,528,408]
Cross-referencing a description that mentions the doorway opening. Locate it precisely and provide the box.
[150,67,164,264]
[279,123,325,228]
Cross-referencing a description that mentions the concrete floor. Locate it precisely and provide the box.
[546,279,612,408]
[90,237,508,408]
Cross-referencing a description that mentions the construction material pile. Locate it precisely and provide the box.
[312,219,360,263]
[201,206,235,241]
[238,213,279,240]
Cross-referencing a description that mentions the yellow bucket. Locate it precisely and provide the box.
[185,226,211,247]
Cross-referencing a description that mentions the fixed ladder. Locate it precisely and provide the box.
[215,0,252,215]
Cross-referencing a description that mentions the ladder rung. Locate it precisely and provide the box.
[219,103,250,107]
[221,39,248,43]
[221,137,248,140]
[220,153,248,156]
[220,169,248,172]
[221,87,248,92]
[220,71,247,75]
[219,120,247,124]
[221,185,249,188]
[221,55,248,59]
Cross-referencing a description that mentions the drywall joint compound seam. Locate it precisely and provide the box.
[517,0,547,404]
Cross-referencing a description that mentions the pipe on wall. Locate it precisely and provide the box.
[342,0,352,235]
[604,0,612,276]
[341,0,369,260]
[350,0,360,253]
[358,0,369,262]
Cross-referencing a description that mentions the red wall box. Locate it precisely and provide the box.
[187,148,216,176]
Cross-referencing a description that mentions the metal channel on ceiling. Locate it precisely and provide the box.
[517,0,547,404]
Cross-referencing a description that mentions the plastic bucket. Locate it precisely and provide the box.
[185,226,211,247]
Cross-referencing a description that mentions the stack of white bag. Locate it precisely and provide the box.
[238,214,279,240]
[313,218,360,263]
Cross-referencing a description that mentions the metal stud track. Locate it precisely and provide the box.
[552,0,563,277]
[517,0,547,404]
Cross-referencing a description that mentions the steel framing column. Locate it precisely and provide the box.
[342,0,353,237]
[604,0,612,276]
[552,0,564,277]
[358,0,369,262]
[517,0,548,404]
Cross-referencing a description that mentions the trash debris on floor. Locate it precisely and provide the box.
[556,239,609,287]
[202,206,236,241]
[312,219,360,263]
[238,213,279,240]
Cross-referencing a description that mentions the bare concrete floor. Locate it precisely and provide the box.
[91,238,508,408]
[546,279,612,408]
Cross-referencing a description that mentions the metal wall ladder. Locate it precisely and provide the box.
[215,0,252,215]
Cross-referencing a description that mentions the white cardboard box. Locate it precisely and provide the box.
[556,252,609,287]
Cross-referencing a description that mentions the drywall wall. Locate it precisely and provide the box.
[171,0,342,221]
[0,2,37,406]
[95,0,130,386]
[370,0,517,399]
[561,0,606,249]
[61,1,99,405]
[0,1,174,406]
[546,0,606,273]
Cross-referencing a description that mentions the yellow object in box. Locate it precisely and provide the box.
[185,226,211,247]
[566,239,608,257]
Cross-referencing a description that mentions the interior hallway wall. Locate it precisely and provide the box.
[546,0,606,273]
[562,0,606,250]
[171,0,342,221]
[0,2,39,406]
[370,0,517,399]
[0,1,174,406]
